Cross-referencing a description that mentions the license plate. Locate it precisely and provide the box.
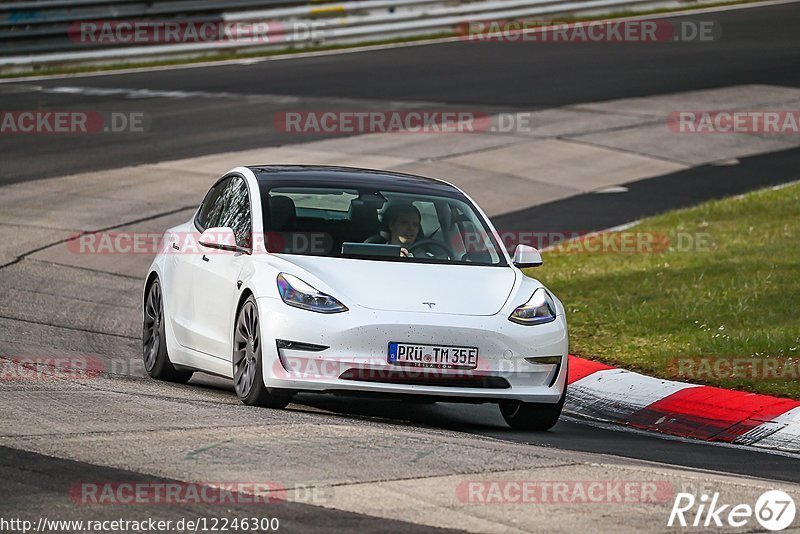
[387,342,478,370]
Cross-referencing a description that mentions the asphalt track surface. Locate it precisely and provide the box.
[492,145,800,232]
[1,2,800,183]
[0,446,456,533]
[1,2,799,525]
[293,394,800,484]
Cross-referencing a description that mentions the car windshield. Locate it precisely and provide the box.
[259,184,506,266]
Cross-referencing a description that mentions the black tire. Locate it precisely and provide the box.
[233,296,293,408]
[143,279,193,383]
[499,388,566,431]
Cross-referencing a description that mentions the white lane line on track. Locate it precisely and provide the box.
[593,186,629,194]
[44,86,254,100]
[37,85,304,102]
[1,0,798,84]
[10,84,456,109]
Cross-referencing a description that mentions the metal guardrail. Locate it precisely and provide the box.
[0,0,308,25]
[0,0,718,71]
[0,0,323,55]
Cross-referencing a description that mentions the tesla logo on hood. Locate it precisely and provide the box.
[422,302,436,308]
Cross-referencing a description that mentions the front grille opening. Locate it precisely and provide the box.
[339,368,510,389]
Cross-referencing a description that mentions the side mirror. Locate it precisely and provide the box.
[199,227,250,254]
[513,244,543,268]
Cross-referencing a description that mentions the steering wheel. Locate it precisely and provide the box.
[408,239,455,260]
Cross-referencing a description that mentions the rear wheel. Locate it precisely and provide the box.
[233,297,293,408]
[499,388,566,431]
[143,279,193,383]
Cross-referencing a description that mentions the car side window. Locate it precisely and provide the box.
[217,176,252,249]
[196,177,231,231]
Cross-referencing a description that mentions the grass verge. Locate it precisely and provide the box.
[530,182,800,398]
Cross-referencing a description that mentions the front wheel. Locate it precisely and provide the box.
[499,389,566,431]
[233,297,293,408]
[143,279,193,383]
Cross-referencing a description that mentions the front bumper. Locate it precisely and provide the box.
[257,296,568,403]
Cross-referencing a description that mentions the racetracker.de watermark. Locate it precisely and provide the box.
[469,230,715,254]
[0,111,148,135]
[69,20,325,45]
[272,356,556,380]
[667,357,800,381]
[0,355,105,381]
[274,110,662,135]
[458,19,720,43]
[456,480,674,504]
[274,110,492,134]
[668,110,800,134]
[69,481,332,505]
[70,482,287,505]
[65,231,326,255]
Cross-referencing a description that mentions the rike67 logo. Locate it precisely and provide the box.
[669,490,796,531]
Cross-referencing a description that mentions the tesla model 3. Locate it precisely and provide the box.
[142,165,568,430]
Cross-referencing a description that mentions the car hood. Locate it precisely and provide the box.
[272,255,517,316]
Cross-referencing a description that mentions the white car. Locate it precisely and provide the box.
[143,165,569,430]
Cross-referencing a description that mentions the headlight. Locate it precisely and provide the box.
[276,273,348,314]
[509,288,556,325]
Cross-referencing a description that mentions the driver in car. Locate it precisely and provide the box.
[383,203,421,257]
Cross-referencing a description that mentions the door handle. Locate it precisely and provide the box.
[202,254,209,262]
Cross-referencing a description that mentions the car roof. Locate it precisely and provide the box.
[247,165,464,196]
